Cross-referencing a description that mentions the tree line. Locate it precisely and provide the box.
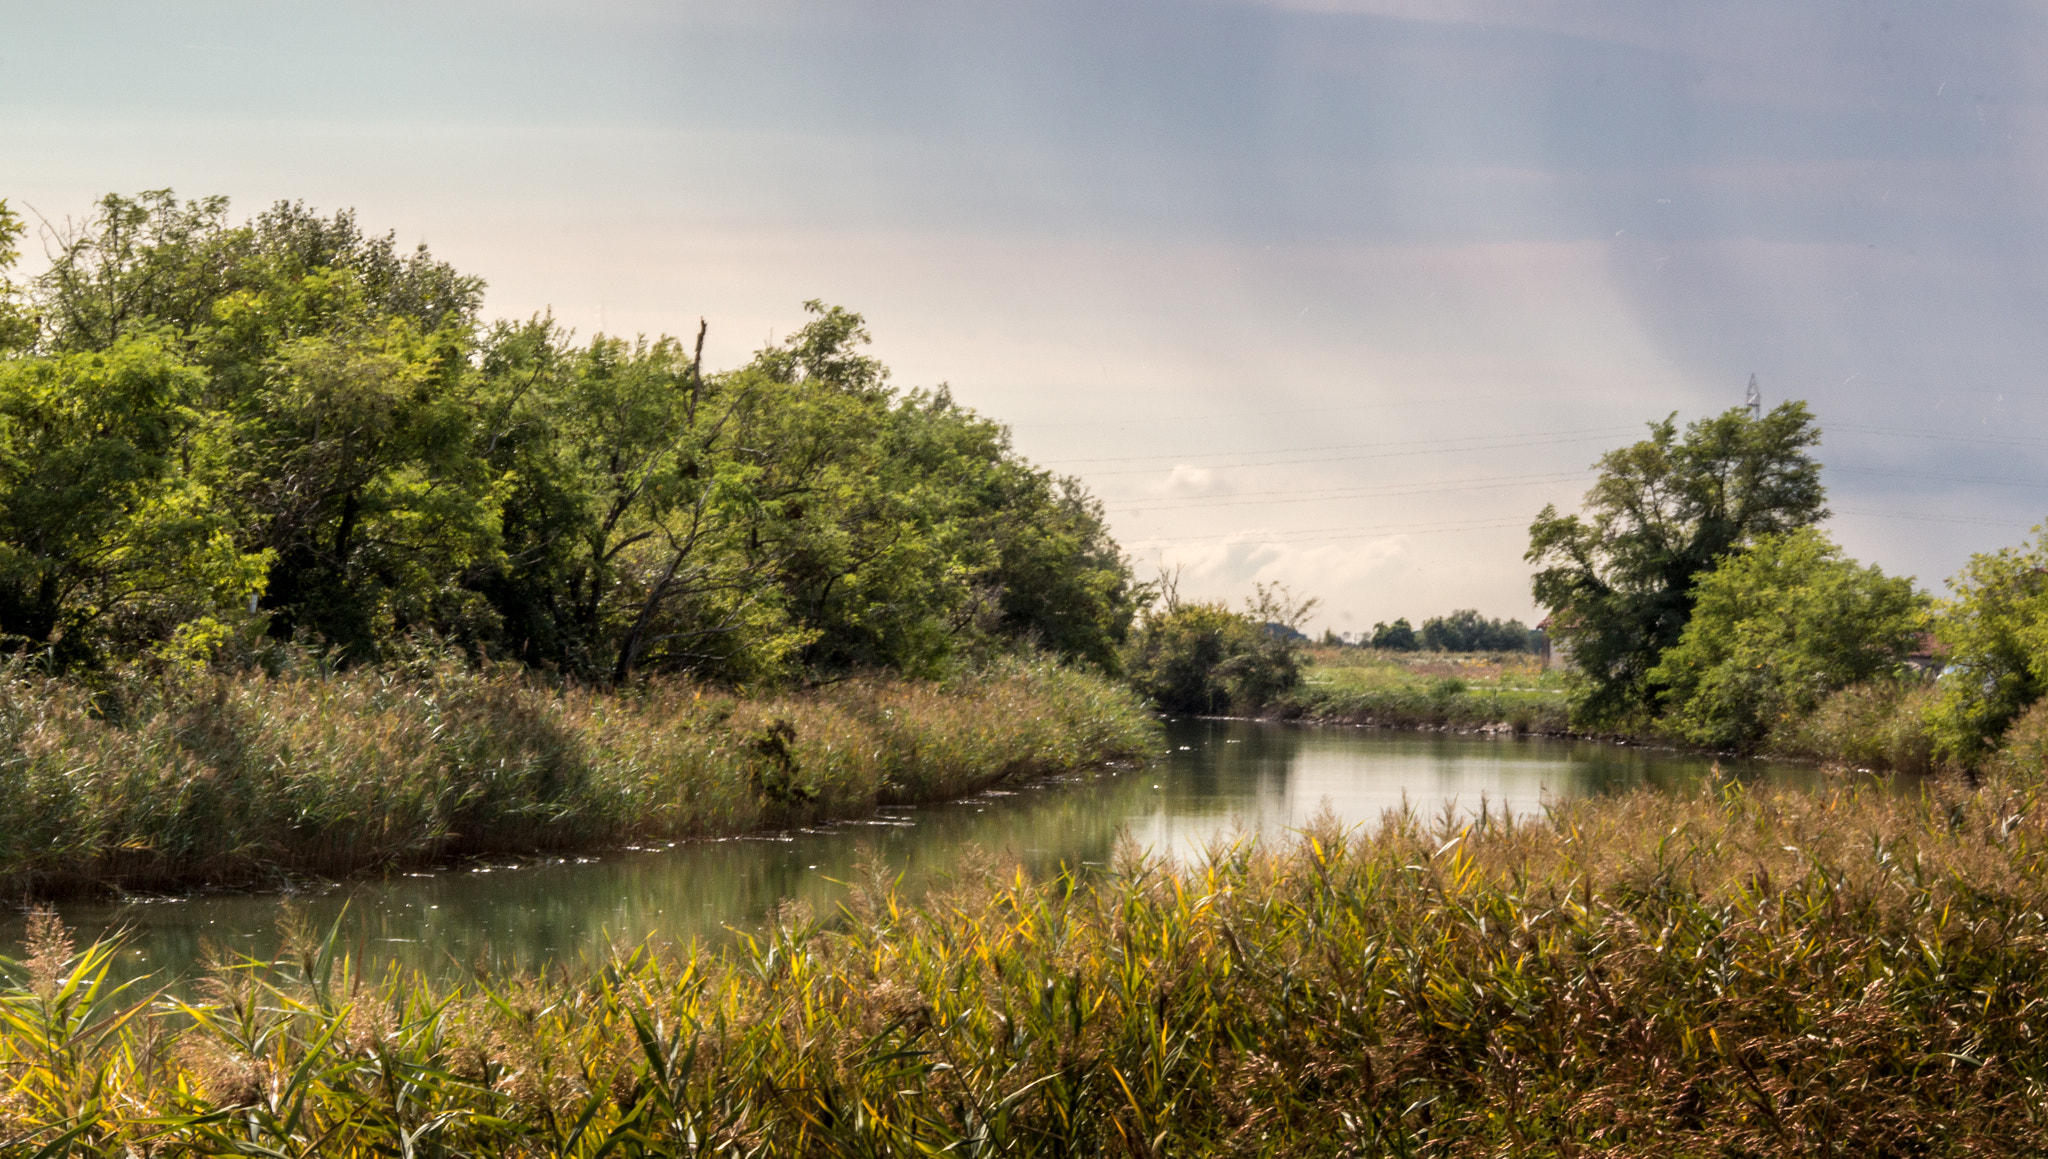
[1346,610,1536,653]
[1529,401,2045,763]
[0,192,1140,683]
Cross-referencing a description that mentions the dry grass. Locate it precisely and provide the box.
[0,654,1158,898]
[10,738,2048,1155]
[1770,679,1942,774]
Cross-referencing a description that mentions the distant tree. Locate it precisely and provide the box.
[1420,609,1533,653]
[1926,524,2048,764]
[1527,403,1827,727]
[1648,530,1925,752]
[1370,618,1419,651]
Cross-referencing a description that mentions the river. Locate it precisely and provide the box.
[3,719,1813,983]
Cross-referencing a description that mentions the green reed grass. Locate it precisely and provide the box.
[11,733,2048,1156]
[0,655,1158,897]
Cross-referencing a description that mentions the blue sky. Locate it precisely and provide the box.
[6,0,2046,630]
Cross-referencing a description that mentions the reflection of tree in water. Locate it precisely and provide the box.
[7,725,1826,986]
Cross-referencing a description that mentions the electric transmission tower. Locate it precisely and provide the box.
[1745,373,1761,419]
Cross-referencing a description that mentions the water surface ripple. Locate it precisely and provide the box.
[5,720,1812,981]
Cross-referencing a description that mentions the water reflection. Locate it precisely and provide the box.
[4,720,1812,983]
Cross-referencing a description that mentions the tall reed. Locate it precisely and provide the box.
[0,655,1157,897]
[9,750,2048,1155]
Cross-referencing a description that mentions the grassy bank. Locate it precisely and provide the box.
[0,655,1158,898]
[10,712,2048,1155]
[1272,646,1574,734]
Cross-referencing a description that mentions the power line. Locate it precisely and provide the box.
[1829,424,2048,449]
[1833,508,2034,529]
[1046,425,1638,467]
[1080,430,1638,478]
[1107,471,1592,514]
[1121,516,1530,548]
[1010,382,1689,430]
[1825,465,2048,490]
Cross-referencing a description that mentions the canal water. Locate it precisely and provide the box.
[4,719,1811,983]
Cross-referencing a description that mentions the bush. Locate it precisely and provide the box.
[1928,523,2048,765]
[1770,678,1939,774]
[1650,529,1925,753]
[1122,583,1316,714]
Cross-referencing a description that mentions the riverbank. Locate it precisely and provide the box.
[1272,648,1945,776]
[9,710,2048,1154]
[0,656,1159,899]
[1267,646,1574,733]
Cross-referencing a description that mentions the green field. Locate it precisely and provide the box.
[1272,645,1574,733]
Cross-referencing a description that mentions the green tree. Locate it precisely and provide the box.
[1927,524,2048,764]
[0,200,34,353]
[1,191,1141,683]
[0,336,269,665]
[1420,608,1533,653]
[1527,402,1827,727]
[1124,581,1316,713]
[1369,618,1418,651]
[1648,529,1925,752]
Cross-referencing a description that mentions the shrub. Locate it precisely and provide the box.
[1770,678,1939,774]
[1928,523,2048,765]
[1122,583,1316,714]
[1650,529,1925,753]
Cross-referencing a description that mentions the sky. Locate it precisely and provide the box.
[5,0,2047,634]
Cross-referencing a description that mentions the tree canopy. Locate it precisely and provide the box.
[1928,524,2048,763]
[1527,402,1828,726]
[1648,529,1925,752]
[0,191,1141,683]
[1419,609,1532,653]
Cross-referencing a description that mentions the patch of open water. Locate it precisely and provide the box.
[2,719,1816,983]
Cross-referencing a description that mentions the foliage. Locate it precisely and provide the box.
[0,200,32,353]
[1122,581,1317,714]
[0,650,1157,896]
[1927,522,2048,765]
[1771,678,1940,774]
[1649,529,1926,752]
[1528,402,1827,727]
[1367,616,1418,650]
[0,192,1138,681]
[1418,607,1533,652]
[13,768,2048,1154]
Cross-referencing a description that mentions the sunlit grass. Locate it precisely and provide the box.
[10,740,2048,1155]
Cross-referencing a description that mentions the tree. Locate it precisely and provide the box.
[0,200,33,353]
[0,336,269,665]
[1124,581,1317,713]
[1926,524,2048,764]
[1648,529,1925,752]
[1420,609,1533,653]
[0,191,1143,683]
[1369,618,1418,651]
[1527,402,1827,727]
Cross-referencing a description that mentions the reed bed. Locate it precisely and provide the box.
[0,657,1158,898]
[10,736,2048,1156]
